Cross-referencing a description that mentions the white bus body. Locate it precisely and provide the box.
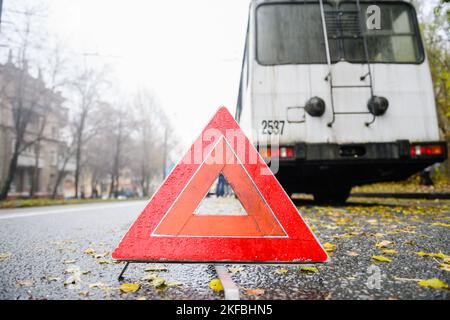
[236,0,447,202]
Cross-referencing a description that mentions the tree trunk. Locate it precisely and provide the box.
[29,141,41,197]
[0,150,20,200]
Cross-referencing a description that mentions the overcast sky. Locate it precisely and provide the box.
[41,0,250,151]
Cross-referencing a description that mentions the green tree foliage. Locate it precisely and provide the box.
[421,0,450,138]
[415,0,450,181]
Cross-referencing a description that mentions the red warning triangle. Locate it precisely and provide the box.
[112,107,328,263]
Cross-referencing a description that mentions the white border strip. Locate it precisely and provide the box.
[215,265,240,300]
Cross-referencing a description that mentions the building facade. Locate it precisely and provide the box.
[0,54,74,198]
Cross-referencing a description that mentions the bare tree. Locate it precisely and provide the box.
[0,4,52,200]
[130,89,178,197]
[70,67,109,198]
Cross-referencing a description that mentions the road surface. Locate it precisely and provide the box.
[0,197,449,300]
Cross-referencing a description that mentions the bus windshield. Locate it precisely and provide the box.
[256,2,423,65]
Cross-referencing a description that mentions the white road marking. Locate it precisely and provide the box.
[0,201,147,220]
[215,265,240,300]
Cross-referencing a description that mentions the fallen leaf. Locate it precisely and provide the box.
[417,278,449,289]
[94,252,109,259]
[346,251,359,257]
[369,233,385,237]
[415,251,450,260]
[228,267,245,274]
[144,266,167,272]
[0,252,12,262]
[275,268,288,274]
[47,276,60,282]
[136,296,147,300]
[17,279,34,287]
[120,283,140,293]
[166,281,183,287]
[63,259,77,264]
[98,260,111,265]
[88,282,105,288]
[65,266,81,274]
[371,255,392,263]
[84,248,95,255]
[64,276,77,286]
[150,278,166,288]
[323,243,336,252]
[375,240,393,248]
[432,222,450,228]
[300,266,319,273]
[382,249,398,255]
[244,288,265,296]
[209,279,224,292]
[439,264,450,272]
[79,291,89,297]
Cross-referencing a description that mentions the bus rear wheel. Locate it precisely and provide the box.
[313,185,351,205]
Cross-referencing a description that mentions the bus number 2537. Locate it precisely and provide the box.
[261,120,285,135]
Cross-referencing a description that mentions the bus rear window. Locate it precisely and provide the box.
[341,2,423,63]
[256,3,339,65]
[256,2,423,65]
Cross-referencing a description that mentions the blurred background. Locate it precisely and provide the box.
[0,0,448,203]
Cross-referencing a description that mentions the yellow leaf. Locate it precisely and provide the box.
[370,233,385,237]
[0,252,12,262]
[88,282,105,288]
[150,278,166,288]
[275,268,288,274]
[209,279,224,292]
[372,255,392,263]
[439,264,450,272]
[98,260,111,265]
[144,266,167,272]
[84,248,95,255]
[300,266,319,273]
[382,249,398,255]
[417,278,449,289]
[137,296,147,300]
[432,222,450,228]
[323,243,336,252]
[415,251,450,259]
[120,283,140,293]
[375,240,393,248]
[432,252,450,260]
[244,288,265,296]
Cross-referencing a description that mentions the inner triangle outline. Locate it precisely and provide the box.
[152,136,286,238]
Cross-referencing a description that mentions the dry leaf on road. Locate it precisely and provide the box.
[372,255,392,263]
[0,252,12,262]
[417,278,449,289]
[275,268,289,274]
[120,283,140,293]
[299,266,319,273]
[375,240,393,248]
[323,243,336,252]
[244,288,265,296]
[209,279,224,292]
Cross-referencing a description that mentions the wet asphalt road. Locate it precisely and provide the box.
[0,197,449,300]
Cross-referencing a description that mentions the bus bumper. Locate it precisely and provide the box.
[267,141,448,192]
